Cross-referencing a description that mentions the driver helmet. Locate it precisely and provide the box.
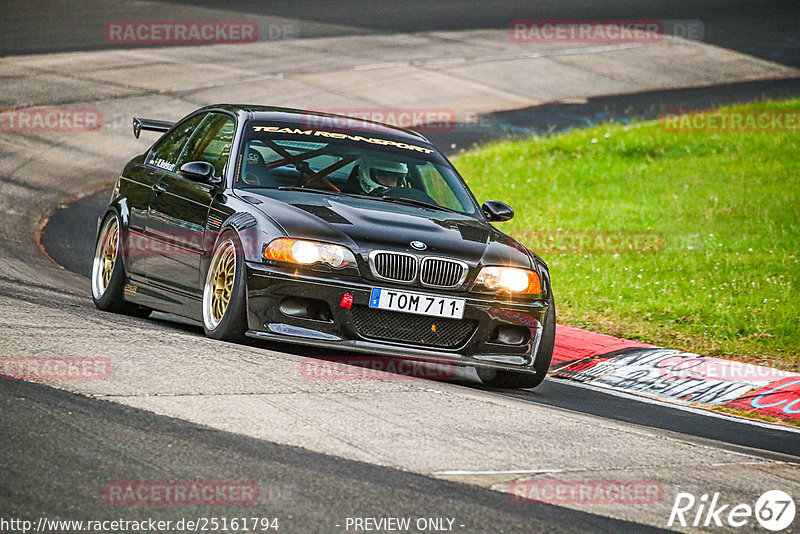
[358,157,408,193]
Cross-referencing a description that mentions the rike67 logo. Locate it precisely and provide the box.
[669,490,795,531]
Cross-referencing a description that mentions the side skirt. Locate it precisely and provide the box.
[122,275,203,322]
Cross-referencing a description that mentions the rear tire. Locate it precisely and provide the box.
[91,212,152,318]
[479,293,556,389]
[202,231,248,342]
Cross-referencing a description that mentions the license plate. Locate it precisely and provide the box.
[369,288,465,319]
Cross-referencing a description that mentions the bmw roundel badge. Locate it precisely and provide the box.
[410,240,427,251]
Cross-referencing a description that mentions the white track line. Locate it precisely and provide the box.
[432,469,564,476]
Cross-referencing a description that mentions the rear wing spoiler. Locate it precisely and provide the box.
[132,117,174,138]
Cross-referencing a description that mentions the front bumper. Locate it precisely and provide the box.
[244,261,550,373]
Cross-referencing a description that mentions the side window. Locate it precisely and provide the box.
[147,114,206,172]
[176,113,236,178]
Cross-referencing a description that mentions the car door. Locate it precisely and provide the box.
[127,113,206,279]
[145,112,236,296]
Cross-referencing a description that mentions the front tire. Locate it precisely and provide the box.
[91,212,151,318]
[202,231,248,342]
[479,293,556,389]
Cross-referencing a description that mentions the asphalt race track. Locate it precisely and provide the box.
[2,379,664,533]
[1,0,799,67]
[2,2,800,533]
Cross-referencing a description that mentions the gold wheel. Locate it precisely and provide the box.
[203,238,237,330]
[92,216,119,299]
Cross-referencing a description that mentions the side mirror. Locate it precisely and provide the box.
[179,161,220,185]
[482,200,514,222]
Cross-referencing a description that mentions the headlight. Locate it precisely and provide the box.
[264,238,355,268]
[473,266,541,295]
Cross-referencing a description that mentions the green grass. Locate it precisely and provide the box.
[454,99,800,370]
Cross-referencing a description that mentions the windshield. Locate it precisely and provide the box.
[235,122,478,216]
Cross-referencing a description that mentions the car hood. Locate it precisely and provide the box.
[241,189,532,268]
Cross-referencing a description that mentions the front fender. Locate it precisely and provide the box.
[202,212,265,277]
[529,253,553,303]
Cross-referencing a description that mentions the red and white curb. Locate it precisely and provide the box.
[550,325,800,425]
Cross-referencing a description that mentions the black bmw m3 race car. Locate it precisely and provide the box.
[91,105,555,388]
